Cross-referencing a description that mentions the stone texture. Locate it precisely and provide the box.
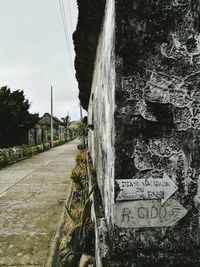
[75,0,200,266]
[113,2,200,265]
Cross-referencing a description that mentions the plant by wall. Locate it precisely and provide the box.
[0,138,70,169]
[60,148,95,267]
[77,143,86,151]
[53,139,66,147]
[22,145,32,157]
[71,151,88,190]
[43,143,50,151]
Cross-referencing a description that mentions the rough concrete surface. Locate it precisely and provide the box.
[75,0,200,265]
[0,139,79,267]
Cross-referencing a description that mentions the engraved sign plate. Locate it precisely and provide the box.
[116,173,178,204]
[115,199,188,228]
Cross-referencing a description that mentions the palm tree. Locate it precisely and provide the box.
[61,113,71,129]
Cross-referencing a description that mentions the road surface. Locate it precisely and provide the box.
[0,139,79,267]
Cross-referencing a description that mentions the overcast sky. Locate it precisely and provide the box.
[0,0,82,121]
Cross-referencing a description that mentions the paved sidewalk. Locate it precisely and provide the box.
[0,139,79,267]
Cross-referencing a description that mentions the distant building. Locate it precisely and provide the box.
[37,113,65,140]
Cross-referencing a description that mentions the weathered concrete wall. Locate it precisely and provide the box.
[28,129,36,146]
[78,0,200,266]
[36,128,42,145]
[88,0,115,226]
[28,128,48,146]
[112,0,200,266]
[87,1,116,265]
[58,125,65,140]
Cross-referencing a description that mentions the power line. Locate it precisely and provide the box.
[60,0,72,50]
[66,0,74,34]
[58,0,72,61]
[58,0,82,119]
[58,0,74,75]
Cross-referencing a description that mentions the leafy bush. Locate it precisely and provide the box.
[71,163,88,189]
[53,140,59,147]
[0,155,5,167]
[76,150,87,164]
[0,138,67,169]
[77,143,86,150]
[36,144,44,153]
[43,142,50,151]
[0,150,9,167]
[12,147,23,161]
[31,146,38,155]
[0,147,25,167]
[53,139,66,147]
[7,148,16,163]
[60,139,66,145]
[22,145,32,157]
[71,170,82,186]
[71,150,88,190]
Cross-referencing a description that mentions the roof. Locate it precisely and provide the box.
[73,0,106,110]
[38,113,64,126]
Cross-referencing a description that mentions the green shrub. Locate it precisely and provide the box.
[8,148,15,163]
[71,150,88,189]
[22,145,32,157]
[53,140,59,147]
[0,141,52,169]
[76,150,87,164]
[0,154,9,167]
[43,143,50,151]
[77,143,86,150]
[0,155,5,167]
[0,150,9,167]
[36,144,44,153]
[52,139,66,147]
[60,139,66,145]
[31,146,38,155]
[71,170,82,186]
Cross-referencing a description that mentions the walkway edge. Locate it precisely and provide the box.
[45,183,74,267]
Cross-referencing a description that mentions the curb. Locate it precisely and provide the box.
[45,183,74,267]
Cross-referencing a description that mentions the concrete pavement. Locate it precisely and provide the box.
[0,139,79,267]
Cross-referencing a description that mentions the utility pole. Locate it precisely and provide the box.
[51,85,54,147]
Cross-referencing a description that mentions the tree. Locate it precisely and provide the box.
[61,113,71,129]
[0,86,39,138]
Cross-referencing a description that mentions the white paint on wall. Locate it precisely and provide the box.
[88,0,115,224]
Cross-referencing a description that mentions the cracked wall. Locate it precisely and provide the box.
[84,0,200,266]
[113,0,200,266]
